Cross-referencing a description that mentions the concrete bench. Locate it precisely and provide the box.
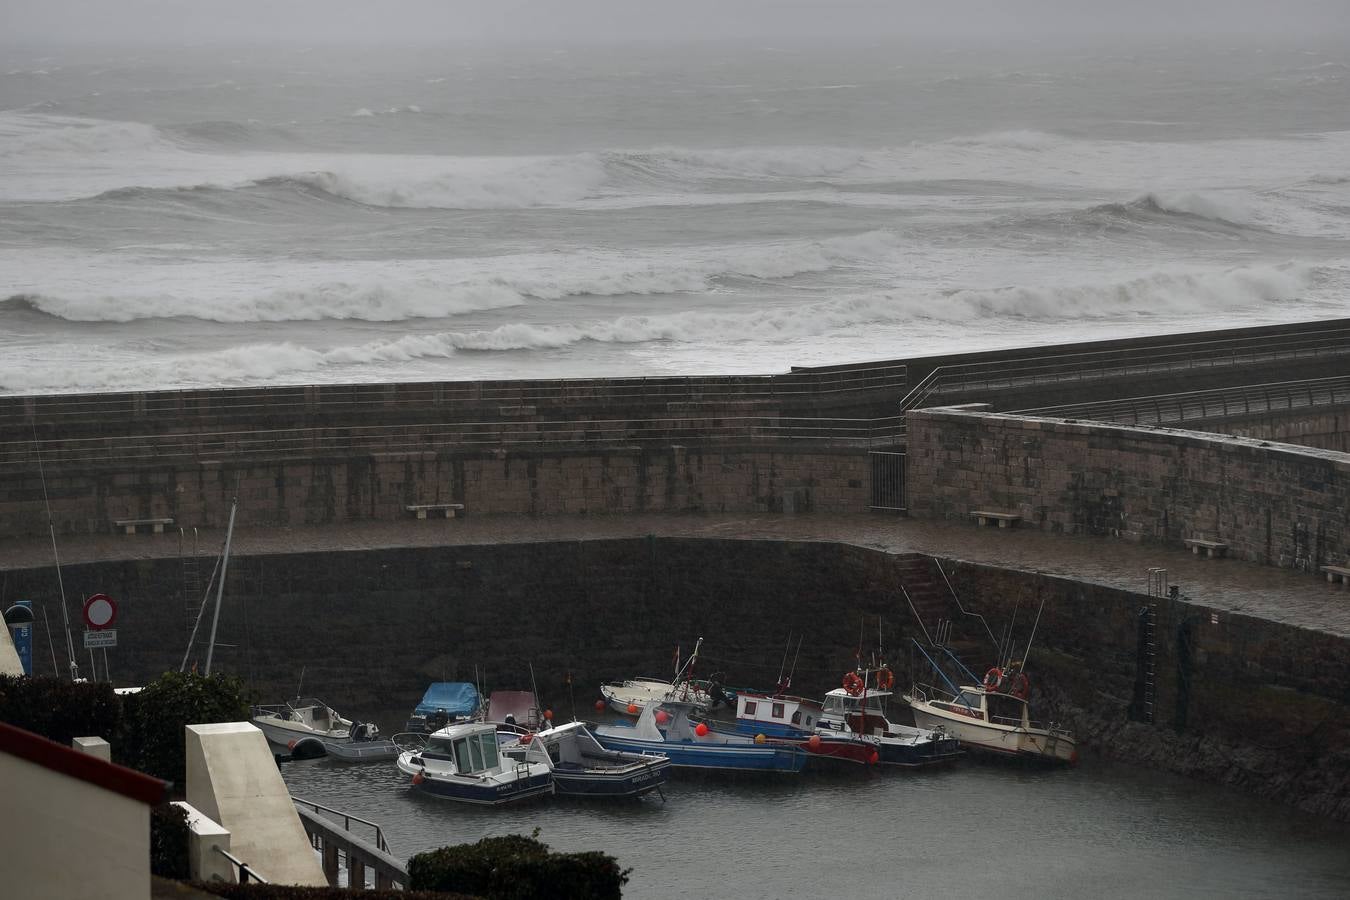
[1320,565,1350,588]
[1183,538,1228,559]
[406,503,465,520]
[970,510,1021,529]
[113,517,174,535]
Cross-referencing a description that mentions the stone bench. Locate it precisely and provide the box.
[1321,565,1350,588]
[113,517,174,535]
[970,510,1021,529]
[406,503,465,520]
[1183,538,1229,559]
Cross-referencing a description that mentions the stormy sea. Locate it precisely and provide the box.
[2,39,1348,395]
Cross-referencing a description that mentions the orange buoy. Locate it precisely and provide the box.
[694,722,710,737]
[869,750,880,765]
[543,709,553,721]
[627,703,640,715]
[520,733,533,744]
[755,733,766,744]
[807,735,823,752]
[655,709,670,725]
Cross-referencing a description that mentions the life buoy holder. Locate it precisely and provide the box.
[983,667,1004,692]
[874,668,895,691]
[842,671,865,696]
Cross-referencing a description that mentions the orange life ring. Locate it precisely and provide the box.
[983,667,1003,691]
[1009,672,1030,700]
[875,668,895,691]
[842,671,865,696]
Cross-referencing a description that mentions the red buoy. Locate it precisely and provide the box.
[412,771,425,785]
[869,750,880,765]
[807,735,823,752]
[543,709,553,721]
[594,699,606,712]
[627,703,640,715]
[655,710,670,725]
[694,722,710,737]
[520,733,533,744]
[287,739,297,751]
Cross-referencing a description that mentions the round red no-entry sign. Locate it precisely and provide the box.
[83,594,117,630]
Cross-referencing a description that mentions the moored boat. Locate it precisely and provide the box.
[905,664,1076,764]
[593,700,808,773]
[505,721,671,799]
[734,691,878,766]
[405,682,482,734]
[396,721,553,805]
[599,637,732,715]
[816,668,962,768]
[251,697,379,758]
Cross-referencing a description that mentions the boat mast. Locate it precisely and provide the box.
[33,432,79,681]
[203,497,237,676]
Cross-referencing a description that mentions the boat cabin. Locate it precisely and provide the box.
[423,723,504,776]
[735,693,821,737]
[925,687,1031,728]
[818,688,899,737]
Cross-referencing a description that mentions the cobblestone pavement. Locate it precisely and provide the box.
[4,513,1347,637]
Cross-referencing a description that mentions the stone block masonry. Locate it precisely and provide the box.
[906,406,1350,569]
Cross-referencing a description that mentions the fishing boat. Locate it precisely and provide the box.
[405,682,482,733]
[733,691,878,766]
[599,637,731,715]
[593,700,808,773]
[906,663,1077,764]
[396,721,553,805]
[250,697,383,759]
[504,721,671,799]
[815,668,962,767]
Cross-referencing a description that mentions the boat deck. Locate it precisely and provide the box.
[4,513,1346,638]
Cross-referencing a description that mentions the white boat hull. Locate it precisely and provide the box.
[910,705,1076,764]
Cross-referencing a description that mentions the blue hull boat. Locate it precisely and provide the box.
[397,721,554,806]
[503,721,671,799]
[592,701,807,774]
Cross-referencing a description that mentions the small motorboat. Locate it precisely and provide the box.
[251,697,381,758]
[734,691,878,766]
[906,663,1076,764]
[504,721,671,799]
[405,682,482,734]
[396,721,553,805]
[816,668,962,768]
[593,700,808,774]
[599,637,732,715]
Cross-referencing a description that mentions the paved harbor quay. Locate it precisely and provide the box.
[5,512,1345,638]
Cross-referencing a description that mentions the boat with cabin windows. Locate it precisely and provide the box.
[905,663,1077,764]
[396,721,554,805]
[815,668,962,767]
[734,691,880,766]
[592,699,808,773]
[503,721,671,799]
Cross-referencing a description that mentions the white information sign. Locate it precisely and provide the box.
[83,629,118,649]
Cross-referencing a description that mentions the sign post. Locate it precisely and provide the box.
[81,594,119,679]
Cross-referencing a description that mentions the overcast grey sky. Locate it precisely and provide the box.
[2,0,1347,45]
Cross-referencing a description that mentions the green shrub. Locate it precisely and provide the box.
[408,833,629,900]
[193,884,477,900]
[150,802,192,879]
[117,671,253,789]
[0,674,120,746]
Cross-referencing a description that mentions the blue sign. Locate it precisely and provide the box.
[5,601,33,676]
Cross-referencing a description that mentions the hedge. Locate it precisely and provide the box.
[0,674,120,746]
[407,834,629,900]
[117,671,253,788]
[151,803,192,880]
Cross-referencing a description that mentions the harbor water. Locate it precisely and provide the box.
[279,753,1350,899]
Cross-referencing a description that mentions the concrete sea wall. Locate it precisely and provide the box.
[906,407,1350,568]
[5,538,1346,820]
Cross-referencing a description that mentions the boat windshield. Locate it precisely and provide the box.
[953,691,983,711]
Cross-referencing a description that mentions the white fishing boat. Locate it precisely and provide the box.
[251,697,382,758]
[599,637,728,715]
[906,665,1077,764]
[503,721,671,799]
[396,721,554,805]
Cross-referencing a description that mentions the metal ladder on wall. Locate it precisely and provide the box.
[1142,568,1168,724]
[180,528,203,639]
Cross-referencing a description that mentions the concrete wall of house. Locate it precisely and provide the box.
[0,446,869,538]
[905,407,1350,568]
[0,752,150,900]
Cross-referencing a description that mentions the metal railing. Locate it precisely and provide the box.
[1011,375,1350,427]
[0,364,909,429]
[213,846,269,885]
[293,796,405,890]
[292,796,393,855]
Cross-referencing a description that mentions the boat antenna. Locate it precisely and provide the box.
[1019,596,1047,674]
[32,428,78,681]
[1001,598,1021,669]
[40,603,58,675]
[296,666,306,700]
[787,634,803,688]
[775,634,792,687]
[203,495,238,676]
[529,662,542,725]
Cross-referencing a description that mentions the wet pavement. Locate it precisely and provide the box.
[4,513,1347,638]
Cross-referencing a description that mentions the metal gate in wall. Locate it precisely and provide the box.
[868,451,907,512]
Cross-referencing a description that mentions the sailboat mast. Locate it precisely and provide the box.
[33,432,79,681]
[203,498,237,676]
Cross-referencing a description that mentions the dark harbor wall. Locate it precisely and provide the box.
[906,407,1350,569]
[4,538,1346,820]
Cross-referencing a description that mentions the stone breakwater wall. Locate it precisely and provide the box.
[5,538,1346,820]
[0,447,868,538]
[906,407,1350,568]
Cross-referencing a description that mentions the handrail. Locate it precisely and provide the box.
[932,560,1001,655]
[214,846,269,884]
[292,795,392,854]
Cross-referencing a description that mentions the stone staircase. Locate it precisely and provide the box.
[895,555,954,645]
